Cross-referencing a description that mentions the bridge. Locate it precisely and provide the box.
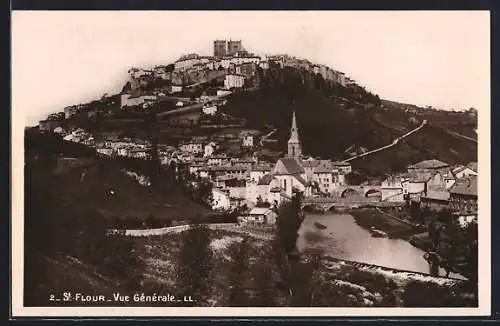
[334,185,382,198]
[300,185,404,212]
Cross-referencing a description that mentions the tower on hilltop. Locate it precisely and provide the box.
[227,40,243,56]
[287,110,302,159]
[213,40,227,58]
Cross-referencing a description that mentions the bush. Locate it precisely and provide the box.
[402,280,475,307]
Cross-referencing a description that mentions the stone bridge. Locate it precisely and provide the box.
[334,185,382,198]
[300,185,401,212]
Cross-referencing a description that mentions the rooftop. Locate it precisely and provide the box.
[423,190,450,201]
[252,164,272,172]
[258,174,274,185]
[408,159,449,170]
[276,157,305,175]
[467,162,478,172]
[249,207,272,216]
[449,176,477,197]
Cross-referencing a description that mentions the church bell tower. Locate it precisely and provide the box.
[287,110,302,159]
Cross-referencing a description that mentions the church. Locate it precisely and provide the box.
[246,110,351,208]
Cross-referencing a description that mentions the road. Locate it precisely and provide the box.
[156,103,204,119]
[343,120,427,163]
[156,93,232,119]
[259,125,278,146]
[442,129,478,143]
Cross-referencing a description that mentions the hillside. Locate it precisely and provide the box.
[220,67,477,176]
[25,131,210,220]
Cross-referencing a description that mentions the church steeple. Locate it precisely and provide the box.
[287,110,302,159]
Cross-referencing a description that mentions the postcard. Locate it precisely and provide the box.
[11,10,491,317]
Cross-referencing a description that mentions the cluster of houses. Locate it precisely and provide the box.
[381,159,478,226]
[50,126,178,161]
[176,111,352,226]
[118,39,357,113]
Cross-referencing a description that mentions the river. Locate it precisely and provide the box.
[297,213,464,278]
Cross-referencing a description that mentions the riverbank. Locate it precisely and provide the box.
[349,207,423,240]
[135,226,475,307]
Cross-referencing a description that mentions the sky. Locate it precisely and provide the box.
[12,11,490,127]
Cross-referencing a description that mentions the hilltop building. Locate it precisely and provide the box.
[213,40,227,57]
[213,39,245,57]
[228,40,243,55]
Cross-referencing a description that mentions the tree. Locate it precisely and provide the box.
[175,222,213,306]
[300,247,324,306]
[227,238,250,306]
[252,245,278,306]
[409,201,424,224]
[276,193,303,255]
[437,209,453,224]
[272,192,304,303]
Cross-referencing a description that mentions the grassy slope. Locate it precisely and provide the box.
[25,131,209,220]
[24,253,124,306]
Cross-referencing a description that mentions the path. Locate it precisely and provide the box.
[108,223,273,240]
[343,120,427,163]
[442,128,478,144]
[259,125,278,146]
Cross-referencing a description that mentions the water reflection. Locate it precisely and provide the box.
[297,213,464,278]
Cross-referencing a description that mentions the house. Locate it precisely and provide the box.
[202,105,218,116]
[231,158,255,170]
[179,140,204,155]
[242,134,254,147]
[212,188,231,211]
[228,181,247,201]
[64,106,79,119]
[235,62,257,78]
[169,85,183,93]
[448,176,478,226]
[120,93,157,109]
[452,164,478,179]
[208,155,230,166]
[239,207,277,225]
[407,159,450,174]
[404,172,433,202]
[189,163,205,176]
[467,162,478,174]
[174,55,201,71]
[97,148,113,156]
[53,126,65,135]
[313,165,336,195]
[246,173,275,207]
[214,90,231,97]
[259,61,270,70]
[332,161,352,175]
[381,176,405,202]
[224,74,246,89]
[249,164,273,183]
[204,142,217,157]
[421,191,450,212]
[39,119,63,132]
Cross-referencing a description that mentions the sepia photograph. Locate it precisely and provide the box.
[11,10,490,317]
